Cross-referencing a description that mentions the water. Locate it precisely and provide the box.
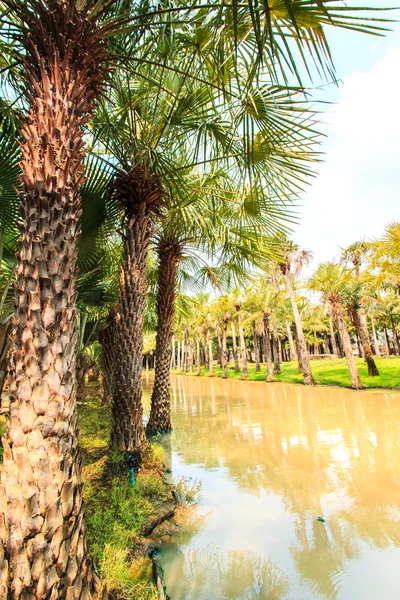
[142,375,400,600]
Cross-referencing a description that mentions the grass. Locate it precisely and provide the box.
[0,384,165,597]
[171,356,400,389]
[79,384,167,599]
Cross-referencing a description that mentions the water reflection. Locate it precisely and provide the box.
[142,375,400,599]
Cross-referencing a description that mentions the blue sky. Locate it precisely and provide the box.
[292,0,400,269]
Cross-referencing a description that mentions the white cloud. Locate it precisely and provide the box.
[295,47,400,270]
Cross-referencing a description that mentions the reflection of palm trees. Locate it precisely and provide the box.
[290,517,361,600]
[164,375,400,597]
[166,544,289,600]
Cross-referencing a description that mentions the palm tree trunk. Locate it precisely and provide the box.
[285,273,314,385]
[286,321,297,360]
[384,326,390,355]
[263,313,274,382]
[292,326,304,373]
[182,335,186,371]
[329,294,364,389]
[371,316,380,356]
[390,315,400,355]
[112,210,149,451]
[196,336,201,376]
[0,3,114,590]
[203,333,209,368]
[278,337,283,363]
[252,322,261,372]
[76,352,92,400]
[222,319,228,379]
[357,308,379,376]
[238,311,248,379]
[217,328,223,368]
[88,366,99,382]
[188,342,193,373]
[271,318,281,374]
[231,320,240,372]
[207,327,214,376]
[147,241,181,435]
[356,334,364,359]
[329,315,338,356]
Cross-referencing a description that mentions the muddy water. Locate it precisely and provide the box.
[142,375,400,600]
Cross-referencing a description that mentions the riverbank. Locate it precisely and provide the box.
[79,383,178,599]
[0,385,175,600]
[170,356,400,389]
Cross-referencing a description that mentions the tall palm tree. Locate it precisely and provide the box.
[308,262,364,390]
[342,241,379,376]
[279,243,314,385]
[0,2,126,594]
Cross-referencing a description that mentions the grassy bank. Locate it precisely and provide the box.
[0,384,168,599]
[171,356,400,389]
[79,384,168,599]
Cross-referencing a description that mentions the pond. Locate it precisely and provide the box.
[142,375,400,600]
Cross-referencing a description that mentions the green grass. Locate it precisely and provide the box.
[77,385,167,600]
[171,356,400,389]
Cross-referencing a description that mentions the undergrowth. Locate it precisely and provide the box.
[79,384,167,600]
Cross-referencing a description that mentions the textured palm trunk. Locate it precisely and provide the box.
[203,333,208,368]
[231,320,240,372]
[263,313,274,382]
[390,315,400,356]
[329,294,364,389]
[384,326,390,355]
[329,315,338,356]
[252,323,261,372]
[207,327,214,376]
[196,337,201,376]
[355,334,364,359]
[188,342,193,374]
[314,332,320,355]
[285,273,314,385]
[271,319,281,374]
[370,316,380,356]
[182,334,187,371]
[76,352,92,400]
[112,210,149,451]
[286,321,297,361]
[88,366,99,382]
[222,318,228,379]
[293,326,304,373]
[0,3,110,592]
[216,327,222,368]
[237,310,248,379]
[147,241,180,435]
[355,308,379,376]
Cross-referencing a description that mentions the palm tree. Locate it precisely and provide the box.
[210,295,233,379]
[308,263,364,390]
[342,241,379,376]
[0,2,126,593]
[279,243,314,385]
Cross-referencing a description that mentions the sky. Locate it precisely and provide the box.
[291,0,400,271]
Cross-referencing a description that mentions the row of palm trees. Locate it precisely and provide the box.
[164,228,400,392]
[0,0,393,597]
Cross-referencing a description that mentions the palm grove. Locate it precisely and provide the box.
[0,0,393,598]
[168,230,400,391]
